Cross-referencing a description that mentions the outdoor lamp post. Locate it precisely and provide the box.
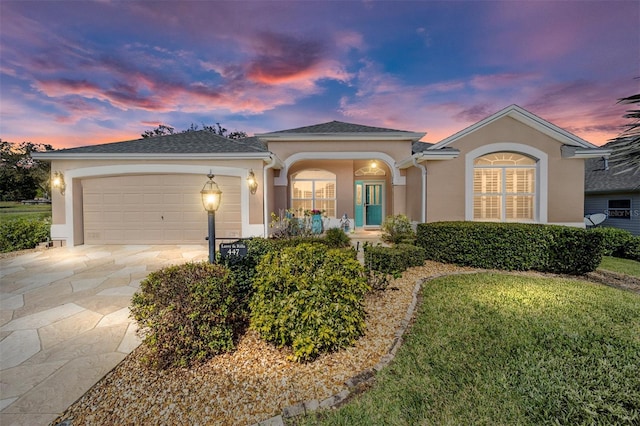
[201,173,222,263]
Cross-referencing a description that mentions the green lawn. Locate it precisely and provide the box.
[0,201,51,222]
[599,256,640,278]
[299,273,640,425]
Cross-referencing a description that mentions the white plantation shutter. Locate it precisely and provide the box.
[473,153,536,221]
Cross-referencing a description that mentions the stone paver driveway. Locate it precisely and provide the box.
[0,245,208,426]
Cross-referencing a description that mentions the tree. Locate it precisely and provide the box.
[141,122,247,140]
[0,140,54,201]
[141,124,175,138]
[608,92,640,175]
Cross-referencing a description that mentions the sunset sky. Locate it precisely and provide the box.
[0,0,637,149]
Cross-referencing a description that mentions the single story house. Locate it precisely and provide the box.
[584,151,640,235]
[33,104,609,246]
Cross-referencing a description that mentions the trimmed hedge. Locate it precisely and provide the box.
[0,217,50,253]
[250,243,369,362]
[416,222,604,275]
[364,243,427,275]
[588,227,640,262]
[130,262,242,369]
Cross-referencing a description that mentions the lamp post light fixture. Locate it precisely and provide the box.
[246,169,258,195]
[201,172,222,263]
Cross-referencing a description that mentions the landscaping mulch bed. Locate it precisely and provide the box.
[49,260,639,426]
[51,261,475,426]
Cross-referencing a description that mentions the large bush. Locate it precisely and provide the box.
[130,262,242,369]
[417,222,604,275]
[0,217,50,252]
[250,243,369,362]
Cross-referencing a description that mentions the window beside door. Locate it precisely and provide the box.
[291,170,336,217]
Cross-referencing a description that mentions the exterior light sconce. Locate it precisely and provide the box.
[201,172,222,263]
[371,160,378,169]
[52,171,66,195]
[247,169,258,195]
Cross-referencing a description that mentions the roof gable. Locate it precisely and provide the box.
[261,120,409,134]
[256,120,425,142]
[428,104,599,150]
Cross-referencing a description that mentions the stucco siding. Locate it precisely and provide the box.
[423,116,587,225]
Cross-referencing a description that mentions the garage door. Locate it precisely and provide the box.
[83,174,241,244]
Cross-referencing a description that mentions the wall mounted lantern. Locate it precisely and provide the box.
[201,172,222,263]
[52,171,65,195]
[247,169,258,195]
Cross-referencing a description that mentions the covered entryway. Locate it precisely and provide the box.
[82,174,241,244]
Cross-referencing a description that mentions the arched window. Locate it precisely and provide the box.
[473,152,536,221]
[291,170,336,217]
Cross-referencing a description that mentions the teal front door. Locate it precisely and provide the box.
[364,183,383,226]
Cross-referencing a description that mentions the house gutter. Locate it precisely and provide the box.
[263,154,280,237]
[412,156,427,223]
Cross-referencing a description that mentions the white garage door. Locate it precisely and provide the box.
[83,174,241,244]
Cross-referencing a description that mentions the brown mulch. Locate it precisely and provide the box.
[50,261,475,426]
[49,261,639,426]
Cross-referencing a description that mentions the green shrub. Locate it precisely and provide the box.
[363,243,426,290]
[250,243,369,362]
[0,217,50,252]
[381,214,415,245]
[588,227,634,257]
[417,222,549,271]
[130,262,242,369]
[219,236,335,308]
[364,243,426,276]
[588,227,640,262]
[622,236,640,262]
[323,227,351,248]
[545,225,604,274]
[416,222,603,275]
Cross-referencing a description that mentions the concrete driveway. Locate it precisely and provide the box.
[0,245,208,426]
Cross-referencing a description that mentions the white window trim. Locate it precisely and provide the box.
[291,170,337,217]
[465,143,548,223]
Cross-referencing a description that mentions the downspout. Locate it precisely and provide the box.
[412,155,427,223]
[263,154,278,237]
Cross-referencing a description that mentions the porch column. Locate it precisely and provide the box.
[393,184,407,216]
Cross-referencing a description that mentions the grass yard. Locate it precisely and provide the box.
[599,256,640,278]
[0,201,51,222]
[299,273,640,426]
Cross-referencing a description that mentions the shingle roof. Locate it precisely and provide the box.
[53,131,267,154]
[412,141,434,153]
[585,157,640,193]
[261,120,412,134]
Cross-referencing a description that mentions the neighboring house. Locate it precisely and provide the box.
[584,153,640,235]
[33,104,609,247]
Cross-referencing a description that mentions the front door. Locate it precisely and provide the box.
[364,183,383,227]
[355,181,384,228]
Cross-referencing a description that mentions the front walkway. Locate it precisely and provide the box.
[0,245,208,426]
